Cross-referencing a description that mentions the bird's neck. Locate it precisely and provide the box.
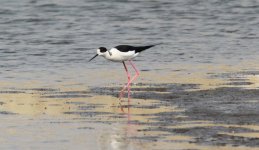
[103,51,111,59]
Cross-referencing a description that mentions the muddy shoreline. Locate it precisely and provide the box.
[1,71,259,149]
[90,82,259,147]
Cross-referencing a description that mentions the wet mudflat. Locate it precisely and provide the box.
[1,0,259,149]
[91,84,259,149]
[1,70,259,150]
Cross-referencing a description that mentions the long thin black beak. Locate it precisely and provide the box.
[89,54,98,62]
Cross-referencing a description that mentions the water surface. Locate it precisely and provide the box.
[1,0,259,149]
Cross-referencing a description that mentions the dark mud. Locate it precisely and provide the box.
[90,83,259,147]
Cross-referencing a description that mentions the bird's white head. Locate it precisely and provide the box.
[89,47,110,62]
[97,47,107,56]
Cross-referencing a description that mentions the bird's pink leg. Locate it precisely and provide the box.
[119,61,139,112]
[119,61,140,100]
[127,68,131,111]
[119,60,139,101]
[127,60,140,88]
[125,60,140,102]
[119,62,131,100]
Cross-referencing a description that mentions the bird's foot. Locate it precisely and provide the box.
[118,89,125,100]
[118,102,125,113]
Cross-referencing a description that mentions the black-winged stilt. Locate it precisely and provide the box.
[89,44,159,102]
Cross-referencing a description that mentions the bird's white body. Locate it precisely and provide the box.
[99,48,139,62]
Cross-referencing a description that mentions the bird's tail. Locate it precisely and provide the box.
[134,43,162,53]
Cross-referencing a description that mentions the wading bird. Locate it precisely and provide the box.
[89,44,159,102]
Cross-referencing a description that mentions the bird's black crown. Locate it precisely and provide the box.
[99,47,107,53]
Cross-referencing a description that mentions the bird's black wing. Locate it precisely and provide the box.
[115,44,160,53]
[115,45,135,52]
[133,45,157,53]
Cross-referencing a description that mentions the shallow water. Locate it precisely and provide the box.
[1,0,259,86]
[1,0,259,150]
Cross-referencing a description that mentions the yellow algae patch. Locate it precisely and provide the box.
[246,75,259,89]
[0,92,71,116]
[0,88,182,123]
